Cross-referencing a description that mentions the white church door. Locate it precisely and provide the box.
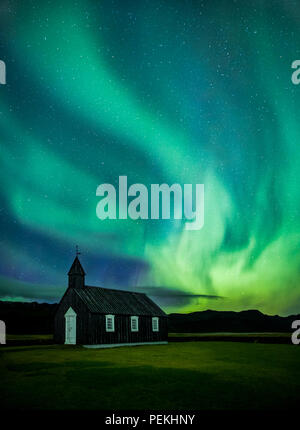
[65,307,77,344]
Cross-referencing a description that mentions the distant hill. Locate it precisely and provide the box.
[168,309,300,333]
[0,301,299,334]
[0,301,57,334]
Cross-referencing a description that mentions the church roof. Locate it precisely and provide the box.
[68,256,86,276]
[73,285,166,317]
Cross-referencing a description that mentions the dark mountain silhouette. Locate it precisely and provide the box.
[0,301,298,334]
[0,300,57,334]
[168,309,299,333]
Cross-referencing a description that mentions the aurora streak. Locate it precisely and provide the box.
[0,0,300,315]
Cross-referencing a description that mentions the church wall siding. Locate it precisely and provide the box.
[88,313,168,345]
[54,289,168,345]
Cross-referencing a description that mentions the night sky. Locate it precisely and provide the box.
[0,0,300,315]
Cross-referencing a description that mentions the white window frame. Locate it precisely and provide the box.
[130,316,139,332]
[152,317,159,332]
[105,314,115,332]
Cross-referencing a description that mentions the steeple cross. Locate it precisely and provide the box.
[76,245,81,257]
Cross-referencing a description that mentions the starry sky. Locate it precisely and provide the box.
[0,0,300,316]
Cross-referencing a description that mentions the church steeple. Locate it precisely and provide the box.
[68,248,85,289]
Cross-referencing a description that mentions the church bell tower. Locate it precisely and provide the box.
[68,247,85,289]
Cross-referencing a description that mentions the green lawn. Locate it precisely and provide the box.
[6,334,53,341]
[1,342,299,410]
[169,332,291,337]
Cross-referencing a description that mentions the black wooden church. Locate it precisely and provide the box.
[54,256,168,347]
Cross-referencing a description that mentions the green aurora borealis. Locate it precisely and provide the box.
[0,0,300,315]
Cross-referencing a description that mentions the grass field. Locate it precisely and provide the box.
[169,332,291,337]
[1,341,300,410]
[6,334,53,341]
